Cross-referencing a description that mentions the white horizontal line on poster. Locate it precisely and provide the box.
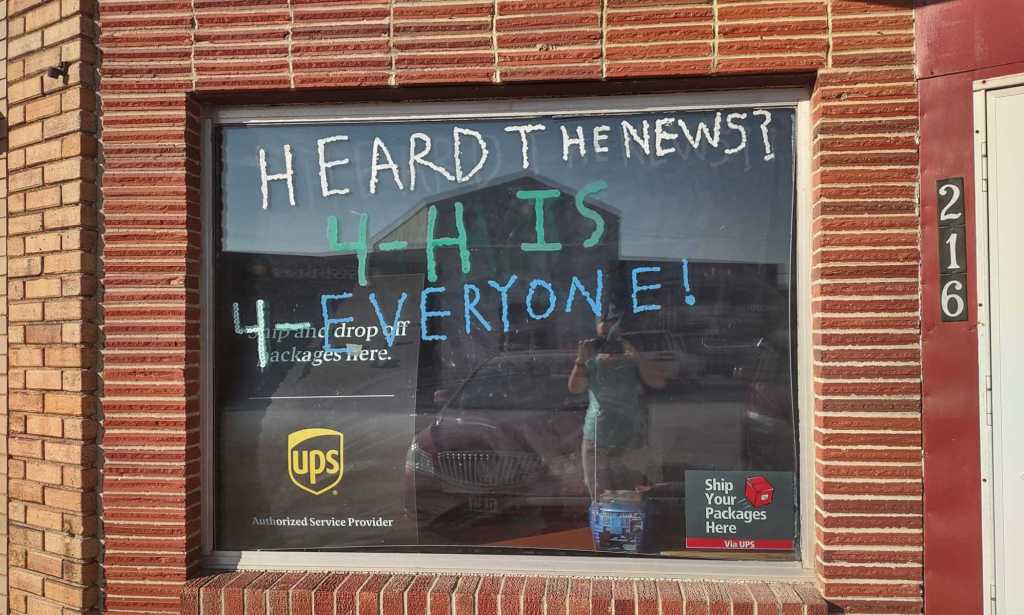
[247,395,397,400]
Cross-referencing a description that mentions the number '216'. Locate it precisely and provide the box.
[937,178,967,322]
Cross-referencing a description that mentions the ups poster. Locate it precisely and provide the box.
[215,254,424,549]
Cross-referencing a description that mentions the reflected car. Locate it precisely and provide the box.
[403,351,590,526]
[739,338,797,471]
[696,332,764,378]
[621,330,706,386]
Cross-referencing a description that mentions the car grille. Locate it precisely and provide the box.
[435,451,543,488]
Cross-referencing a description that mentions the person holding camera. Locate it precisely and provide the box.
[568,316,666,499]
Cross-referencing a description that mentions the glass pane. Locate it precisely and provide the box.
[214,100,799,559]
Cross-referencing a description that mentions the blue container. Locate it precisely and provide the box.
[589,491,650,553]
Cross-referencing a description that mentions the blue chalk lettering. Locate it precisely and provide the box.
[487,275,519,332]
[420,286,450,341]
[526,278,557,320]
[681,259,697,306]
[320,293,354,353]
[369,291,409,348]
[630,266,662,314]
[565,268,603,316]
[463,283,493,334]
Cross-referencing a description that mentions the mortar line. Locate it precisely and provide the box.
[190,0,198,88]
[712,0,719,72]
[492,0,499,83]
[388,0,396,86]
[287,0,295,88]
[600,0,607,79]
[826,0,834,69]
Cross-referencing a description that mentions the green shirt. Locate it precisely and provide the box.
[582,356,648,448]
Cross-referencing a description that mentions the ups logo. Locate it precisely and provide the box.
[287,428,344,495]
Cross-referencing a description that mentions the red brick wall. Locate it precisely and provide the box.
[182,574,829,615]
[4,2,102,615]
[93,1,922,614]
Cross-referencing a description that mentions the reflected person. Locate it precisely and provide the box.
[568,317,666,499]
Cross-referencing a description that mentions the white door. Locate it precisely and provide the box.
[985,83,1024,614]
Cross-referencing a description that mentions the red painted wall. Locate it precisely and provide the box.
[917,0,1024,78]
[917,1,1024,614]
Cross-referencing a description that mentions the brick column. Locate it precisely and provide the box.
[0,0,10,611]
[811,2,922,613]
[99,20,203,615]
[4,2,100,615]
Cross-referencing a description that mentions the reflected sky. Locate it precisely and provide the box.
[219,107,795,266]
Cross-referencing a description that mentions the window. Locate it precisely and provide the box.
[207,92,805,565]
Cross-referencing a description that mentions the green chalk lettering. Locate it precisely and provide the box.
[274,321,311,342]
[575,181,607,248]
[377,240,408,252]
[426,202,471,283]
[518,189,563,252]
[327,213,369,286]
[274,322,311,332]
[233,300,269,369]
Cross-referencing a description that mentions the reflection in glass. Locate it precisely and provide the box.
[214,104,798,559]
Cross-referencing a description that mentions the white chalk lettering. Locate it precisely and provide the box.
[654,117,678,157]
[592,124,610,153]
[621,119,651,158]
[409,132,455,190]
[369,137,405,194]
[753,109,775,161]
[560,124,587,161]
[679,112,722,149]
[317,135,351,198]
[503,123,546,169]
[259,144,296,209]
[724,112,748,155]
[453,127,488,182]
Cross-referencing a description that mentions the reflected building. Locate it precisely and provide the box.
[371,172,623,406]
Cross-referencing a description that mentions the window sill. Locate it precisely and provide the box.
[204,551,812,583]
[181,571,827,615]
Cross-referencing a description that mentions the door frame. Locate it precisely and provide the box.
[972,72,1024,615]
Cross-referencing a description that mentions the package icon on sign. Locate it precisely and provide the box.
[745,475,774,508]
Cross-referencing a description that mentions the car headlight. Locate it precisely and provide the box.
[405,442,435,475]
